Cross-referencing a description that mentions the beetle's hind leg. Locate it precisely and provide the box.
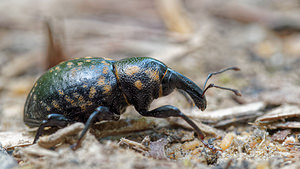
[72,106,120,150]
[34,114,72,143]
[138,105,219,153]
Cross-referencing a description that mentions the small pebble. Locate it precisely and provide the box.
[220,133,235,151]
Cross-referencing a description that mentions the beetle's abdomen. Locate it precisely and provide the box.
[24,57,122,127]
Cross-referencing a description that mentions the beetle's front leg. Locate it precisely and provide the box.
[138,105,218,152]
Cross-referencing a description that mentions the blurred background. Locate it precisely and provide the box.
[0,0,300,167]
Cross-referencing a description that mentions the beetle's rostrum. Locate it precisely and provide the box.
[24,57,241,151]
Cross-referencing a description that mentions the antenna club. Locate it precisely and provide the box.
[235,91,242,96]
[232,67,240,71]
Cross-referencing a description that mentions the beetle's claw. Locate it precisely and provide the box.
[235,90,242,96]
[70,143,79,151]
[201,140,223,153]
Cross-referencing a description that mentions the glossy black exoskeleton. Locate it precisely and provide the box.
[24,57,241,151]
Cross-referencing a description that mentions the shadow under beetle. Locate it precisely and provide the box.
[24,57,241,151]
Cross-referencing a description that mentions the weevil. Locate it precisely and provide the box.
[24,57,241,151]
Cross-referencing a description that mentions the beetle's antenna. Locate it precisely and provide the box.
[202,67,240,90]
[202,67,241,97]
[202,83,242,97]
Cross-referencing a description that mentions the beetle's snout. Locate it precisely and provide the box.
[200,102,206,111]
[195,95,207,111]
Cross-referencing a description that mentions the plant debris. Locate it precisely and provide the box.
[272,129,291,142]
[37,122,84,149]
[145,138,168,160]
[0,131,33,149]
[255,104,300,129]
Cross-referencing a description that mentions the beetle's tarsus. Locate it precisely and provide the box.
[70,143,79,151]
[200,140,223,153]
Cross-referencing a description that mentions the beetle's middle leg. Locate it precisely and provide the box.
[138,105,218,152]
[73,106,120,150]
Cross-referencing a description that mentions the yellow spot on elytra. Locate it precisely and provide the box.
[80,105,86,111]
[78,95,85,103]
[85,56,92,59]
[97,76,106,86]
[86,59,91,63]
[83,84,88,88]
[58,90,64,95]
[77,95,87,111]
[65,95,76,106]
[49,68,54,73]
[65,95,71,102]
[103,66,109,74]
[67,62,73,68]
[77,62,83,66]
[134,80,143,90]
[78,100,93,111]
[55,66,61,71]
[46,106,51,111]
[101,60,110,66]
[125,66,140,76]
[34,82,38,87]
[102,85,111,94]
[89,86,96,99]
[145,69,159,81]
[73,92,80,98]
[51,100,60,109]
[87,101,93,106]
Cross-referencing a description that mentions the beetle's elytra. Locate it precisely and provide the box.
[24,56,241,151]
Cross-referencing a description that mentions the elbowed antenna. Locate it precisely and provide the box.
[201,67,242,97]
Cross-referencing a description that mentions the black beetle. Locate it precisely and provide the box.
[24,57,240,151]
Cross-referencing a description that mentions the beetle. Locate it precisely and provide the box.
[24,57,241,151]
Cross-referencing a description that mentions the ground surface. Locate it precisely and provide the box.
[0,0,300,169]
